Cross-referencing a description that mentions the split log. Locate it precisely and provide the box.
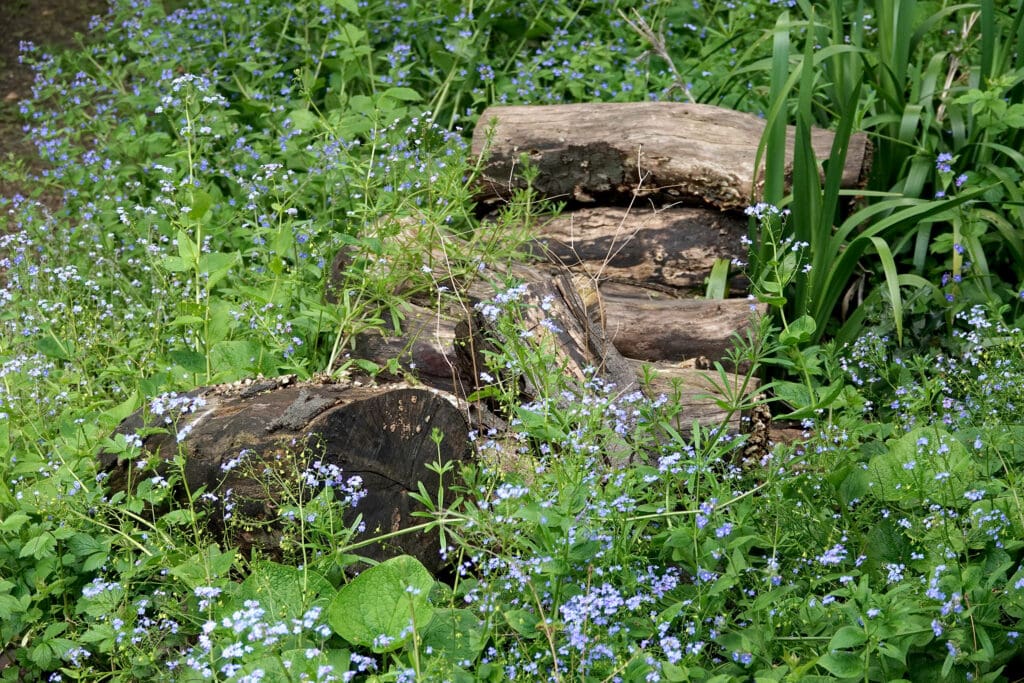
[99,380,473,573]
[472,102,871,211]
[527,205,748,293]
[599,281,767,365]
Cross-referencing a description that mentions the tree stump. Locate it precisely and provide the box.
[100,380,473,573]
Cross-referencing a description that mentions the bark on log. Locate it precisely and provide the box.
[629,359,760,434]
[527,205,749,293]
[472,102,871,211]
[99,380,472,573]
[455,270,639,407]
[599,281,767,365]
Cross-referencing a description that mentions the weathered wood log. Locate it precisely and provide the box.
[527,205,749,293]
[455,269,639,407]
[351,301,462,391]
[599,281,767,365]
[472,102,871,211]
[99,380,473,573]
[629,359,760,434]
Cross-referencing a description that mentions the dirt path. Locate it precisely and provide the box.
[0,0,108,198]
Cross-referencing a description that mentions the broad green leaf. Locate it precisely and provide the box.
[287,107,321,132]
[169,349,207,373]
[233,561,334,621]
[503,608,540,638]
[828,625,868,650]
[20,531,56,560]
[421,608,485,661]
[177,229,198,263]
[327,555,435,651]
[779,314,816,346]
[188,189,213,221]
[381,86,422,102]
[818,651,864,677]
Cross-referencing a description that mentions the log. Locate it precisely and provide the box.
[99,380,473,573]
[472,102,871,211]
[527,205,749,293]
[629,359,759,434]
[455,269,639,408]
[599,281,767,365]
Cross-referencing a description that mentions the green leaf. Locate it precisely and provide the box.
[287,108,321,132]
[421,608,485,662]
[20,531,56,560]
[177,229,198,263]
[160,255,190,272]
[818,651,864,677]
[381,86,422,102]
[0,512,30,532]
[779,314,817,346]
[188,189,213,221]
[198,251,240,290]
[705,258,731,299]
[327,555,435,651]
[169,349,207,373]
[828,625,868,650]
[503,608,540,638]
[36,332,72,361]
[233,561,334,622]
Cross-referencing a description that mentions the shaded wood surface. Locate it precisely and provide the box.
[528,205,748,292]
[599,281,766,364]
[472,102,871,211]
[101,381,472,573]
[630,359,760,433]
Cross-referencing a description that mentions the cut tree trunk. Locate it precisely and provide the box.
[472,102,871,211]
[527,205,749,293]
[599,281,766,366]
[629,359,760,434]
[99,380,473,573]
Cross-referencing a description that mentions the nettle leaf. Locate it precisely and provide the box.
[327,555,435,651]
[20,531,56,560]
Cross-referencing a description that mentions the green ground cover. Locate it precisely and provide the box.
[2,0,1024,680]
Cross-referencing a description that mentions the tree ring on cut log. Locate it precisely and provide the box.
[100,383,472,574]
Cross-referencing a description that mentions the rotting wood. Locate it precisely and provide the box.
[471,102,871,211]
[100,381,473,573]
[525,205,749,293]
[599,281,767,366]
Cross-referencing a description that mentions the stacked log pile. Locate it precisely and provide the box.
[102,103,871,569]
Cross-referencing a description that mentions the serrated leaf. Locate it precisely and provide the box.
[327,555,434,651]
[1,511,30,532]
[20,531,56,560]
